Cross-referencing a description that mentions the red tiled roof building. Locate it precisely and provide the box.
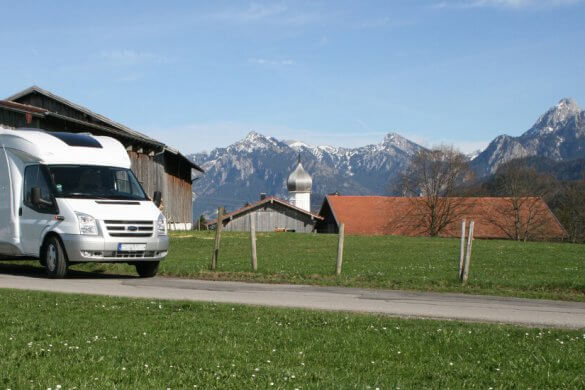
[317,195,566,240]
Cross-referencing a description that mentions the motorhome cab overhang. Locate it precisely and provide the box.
[0,128,169,278]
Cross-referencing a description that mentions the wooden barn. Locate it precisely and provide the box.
[207,196,323,233]
[0,86,203,229]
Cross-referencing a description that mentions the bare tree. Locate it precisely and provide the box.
[488,160,557,241]
[557,180,585,243]
[397,146,472,237]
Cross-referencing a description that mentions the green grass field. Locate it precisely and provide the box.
[3,231,585,301]
[1,289,585,389]
[76,231,585,302]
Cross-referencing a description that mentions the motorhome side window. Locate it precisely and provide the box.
[23,165,56,212]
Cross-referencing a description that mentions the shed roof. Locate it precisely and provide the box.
[4,86,203,173]
[321,195,566,239]
[208,196,323,226]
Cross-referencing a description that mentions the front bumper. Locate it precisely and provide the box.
[60,234,169,262]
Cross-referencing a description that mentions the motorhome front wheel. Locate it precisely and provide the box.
[44,237,68,279]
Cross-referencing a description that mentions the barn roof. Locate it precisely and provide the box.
[5,86,203,173]
[208,196,323,226]
[320,195,566,239]
[0,99,48,115]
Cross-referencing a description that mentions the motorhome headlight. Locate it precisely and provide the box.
[75,212,98,235]
[157,213,167,236]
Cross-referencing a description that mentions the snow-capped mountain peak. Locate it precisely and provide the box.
[285,139,312,150]
[472,97,585,176]
[527,98,582,137]
[381,131,422,154]
[230,131,283,153]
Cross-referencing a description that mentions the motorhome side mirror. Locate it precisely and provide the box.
[153,191,162,207]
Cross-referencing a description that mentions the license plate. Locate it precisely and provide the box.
[118,243,146,251]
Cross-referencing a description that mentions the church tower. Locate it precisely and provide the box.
[287,154,312,212]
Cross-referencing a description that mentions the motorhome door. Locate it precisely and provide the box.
[20,165,58,256]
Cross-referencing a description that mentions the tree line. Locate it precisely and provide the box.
[394,146,585,242]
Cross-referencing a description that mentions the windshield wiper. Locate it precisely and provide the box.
[60,193,110,199]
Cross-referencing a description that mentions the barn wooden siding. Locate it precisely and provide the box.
[0,109,38,129]
[128,151,192,226]
[222,202,317,233]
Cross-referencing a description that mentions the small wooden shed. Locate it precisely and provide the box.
[0,86,204,229]
[208,196,323,232]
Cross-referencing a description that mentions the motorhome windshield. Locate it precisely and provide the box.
[48,165,148,200]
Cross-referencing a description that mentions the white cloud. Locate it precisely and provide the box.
[208,3,321,25]
[115,72,144,83]
[211,3,288,22]
[100,50,173,66]
[248,58,295,66]
[354,17,414,29]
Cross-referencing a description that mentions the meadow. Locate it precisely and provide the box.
[64,231,585,302]
[1,288,585,389]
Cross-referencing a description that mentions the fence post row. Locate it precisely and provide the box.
[459,219,466,280]
[250,213,258,271]
[461,220,475,284]
[211,207,223,271]
[336,223,345,276]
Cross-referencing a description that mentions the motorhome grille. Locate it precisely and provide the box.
[104,220,154,237]
[111,251,155,258]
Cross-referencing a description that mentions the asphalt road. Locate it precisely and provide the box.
[1,266,585,328]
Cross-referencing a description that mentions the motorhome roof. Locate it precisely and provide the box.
[0,127,131,168]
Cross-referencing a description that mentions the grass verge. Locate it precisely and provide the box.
[97,232,585,301]
[1,288,585,389]
[4,231,585,301]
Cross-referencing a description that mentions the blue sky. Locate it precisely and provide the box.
[1,0,584,154]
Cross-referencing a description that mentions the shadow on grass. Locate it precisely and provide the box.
[0,261,136,280]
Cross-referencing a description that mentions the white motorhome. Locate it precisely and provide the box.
[0,127,169,278]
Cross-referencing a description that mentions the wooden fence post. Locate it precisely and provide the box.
[459,219,466,280]
[462,220,475,284]
[250,213,258,271]
[211,207,223,270]
[336,223,345,276]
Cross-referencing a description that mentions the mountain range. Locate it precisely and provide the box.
[190,98,585,218]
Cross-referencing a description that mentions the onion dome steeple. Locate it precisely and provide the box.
[287,154,312,193]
